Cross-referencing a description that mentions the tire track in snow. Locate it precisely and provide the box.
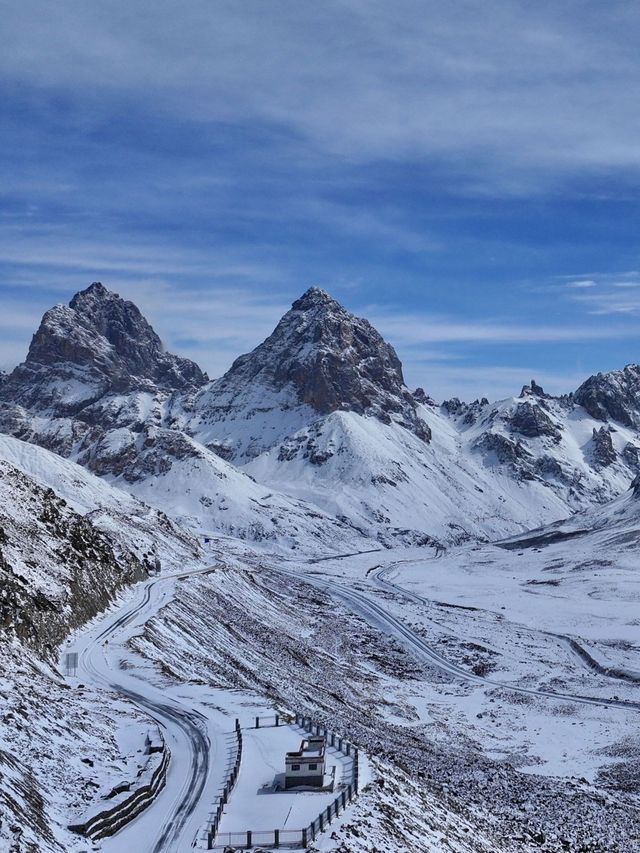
[77,564,222,852]
[279,565,640,715]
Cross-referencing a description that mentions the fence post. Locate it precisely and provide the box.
[330,732,335,747]
[274,828,280,848]
[246,830,252,847]
[255,716,260,729]
[319,812,324,831]
[275,714,280,727]
[326,806,332,825]
[341,790,346,809]
[302,827,308,846]
[346,742,351,756]
[338,737,343,751]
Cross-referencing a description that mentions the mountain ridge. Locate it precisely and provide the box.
[1,282,640,547]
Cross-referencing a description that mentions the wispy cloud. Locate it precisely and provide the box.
[366,310,635,346]
[564,271,640,315]
[1,2,640,191]
[566,279,597,288]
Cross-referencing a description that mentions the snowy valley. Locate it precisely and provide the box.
[1,283,639,852]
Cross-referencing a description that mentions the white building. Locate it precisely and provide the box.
[284,737,326,789]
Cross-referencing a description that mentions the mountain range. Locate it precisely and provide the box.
[1,281,640,549]
[2,281,640,853]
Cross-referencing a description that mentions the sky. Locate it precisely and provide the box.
[1,0,639,401]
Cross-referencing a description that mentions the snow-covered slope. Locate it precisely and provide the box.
[114,431,368,552]
[246,407,571,544]
[0,433,201,573]
[451,381,640,512]
[2,282,640,547]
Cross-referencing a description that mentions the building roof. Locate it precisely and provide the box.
[285,736,326,761]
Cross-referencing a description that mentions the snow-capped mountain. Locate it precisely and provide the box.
[448,379,640,511]
[0,284,366,551]
[185,286,431,461]
[2,281,640,546]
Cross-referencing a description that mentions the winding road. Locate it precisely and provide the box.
[68,564,224,852]
[281,561,640,716]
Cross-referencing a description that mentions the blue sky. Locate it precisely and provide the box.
[1,0,639,400]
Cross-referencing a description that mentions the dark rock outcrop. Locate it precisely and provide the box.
[519,379,548,398]
[574,364,640,428]
[507,402,561,440]
[591,426,617,468]
[622,442,640,471]
[474,432,534,478]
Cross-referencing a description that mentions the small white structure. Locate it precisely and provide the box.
[284,737,326,789]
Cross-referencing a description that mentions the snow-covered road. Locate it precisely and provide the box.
[66,565,226,852]
[279,563,640,716]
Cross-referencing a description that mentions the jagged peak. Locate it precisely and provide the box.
[71,281,111,302]
[1,283,207,411]
[291,286,340,313]
[212,286,431,441]
[519,379,547,399]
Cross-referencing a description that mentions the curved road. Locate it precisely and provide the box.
[282,563,640,716]
[71,564,223,852]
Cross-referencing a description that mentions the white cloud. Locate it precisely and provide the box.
[2,2,640,191]
[366,310,634,346]
[564,271,640,315]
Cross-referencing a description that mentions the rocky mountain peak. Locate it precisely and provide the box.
[1,283,207,416]
[290,286,337,312]
[519,379,548,399]
[574,364,640,428]
[213,288,431,441]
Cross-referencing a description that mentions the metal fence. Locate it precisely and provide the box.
[207,712,359,850]
[206,719,243,849]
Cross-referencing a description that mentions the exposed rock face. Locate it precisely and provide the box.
[519,379,548,399]
[574,364,640,428]
[474,432,534,478]
[632,473,640,497]
[0,283,209,479]
[0,461,146,654]
[507,402,561,440]
[2,282,206,417]
[203,287,431,443]
[622,442,640,471]
[591,426,617,468]
[441,397,489,426]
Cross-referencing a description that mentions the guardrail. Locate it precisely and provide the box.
[69,745,170,840]
[208,712,359,850]
[206,719,243,849]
